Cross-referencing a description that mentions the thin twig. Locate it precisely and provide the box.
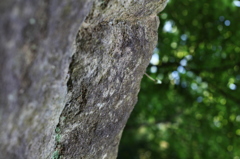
[144,73,162,84]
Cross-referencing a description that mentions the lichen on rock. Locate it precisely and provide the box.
[55,0,168,158]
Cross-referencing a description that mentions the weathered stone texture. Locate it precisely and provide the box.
[0,0,167,158]
[56,0,168,158]
[0,0,93,158]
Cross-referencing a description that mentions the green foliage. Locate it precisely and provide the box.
[55,134,61,143]
[55,127,61,134]
[52,150,60,159]
[118,0,240,158]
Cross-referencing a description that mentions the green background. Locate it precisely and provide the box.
[118,0,240,158]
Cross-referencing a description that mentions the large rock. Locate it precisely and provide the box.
[0,0,167,158]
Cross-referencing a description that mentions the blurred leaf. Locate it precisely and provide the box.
[118,0,240,159]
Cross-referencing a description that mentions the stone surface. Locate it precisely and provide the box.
[0,0,167,158]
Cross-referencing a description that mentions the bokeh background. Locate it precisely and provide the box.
[118,0,240,158]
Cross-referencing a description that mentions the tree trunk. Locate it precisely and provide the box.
[0,0,167,158]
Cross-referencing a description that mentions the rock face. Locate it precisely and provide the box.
[0,0,167,158]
